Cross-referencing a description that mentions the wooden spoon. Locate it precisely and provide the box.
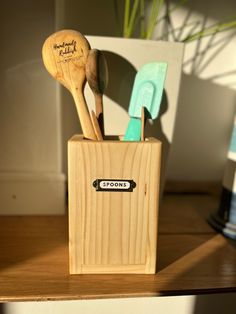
[91,110,103,141]
[42,29,96,140]
[85,49,108,136]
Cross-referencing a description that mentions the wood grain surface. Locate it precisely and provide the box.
[68,135,161,274]
[0,194,235,302]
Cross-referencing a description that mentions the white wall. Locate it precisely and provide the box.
[166,0,236,181]
[0,0,66,214]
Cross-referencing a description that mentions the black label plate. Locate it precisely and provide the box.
[93,179,136,192]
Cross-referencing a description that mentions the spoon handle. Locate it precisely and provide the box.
[95,94,104,136]
[95,94,103,117]
[91,110,103,141]
[72,88,97,140]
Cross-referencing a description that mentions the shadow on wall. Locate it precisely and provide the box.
[102,51,136,110]
[159,0,236,183]
[171,0,236,29]
[167,73,236,182]
[158,0,236,85]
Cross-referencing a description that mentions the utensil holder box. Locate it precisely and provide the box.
[68,135,161,274]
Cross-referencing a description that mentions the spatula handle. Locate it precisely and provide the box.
[72,89,97,140]
[123,117,142,141]
[141,106,145,141]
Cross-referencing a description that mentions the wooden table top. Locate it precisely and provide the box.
[0,194,235,302]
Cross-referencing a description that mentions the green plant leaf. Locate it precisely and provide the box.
[123,0,131,37]
[146,0,164,39]
[120,0,236,43]
[113,0,122,36]
[126,0,140,37]
[140,0,146,38]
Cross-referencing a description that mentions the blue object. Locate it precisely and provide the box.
[124,62,167,141]
[229,124,236,153]
[208,119,236,240]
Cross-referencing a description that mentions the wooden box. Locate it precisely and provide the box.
[68,135,161,274]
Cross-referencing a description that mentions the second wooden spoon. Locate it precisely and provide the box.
[85,49,108,136]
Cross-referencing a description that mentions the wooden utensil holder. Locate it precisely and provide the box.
[68,135,161,274]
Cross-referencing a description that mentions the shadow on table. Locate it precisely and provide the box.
[193,238,236,314]
[157,194,220,272]
[157,233,216,272]
[157,233,236,294]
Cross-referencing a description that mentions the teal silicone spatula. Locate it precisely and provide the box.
[124,62,167,141]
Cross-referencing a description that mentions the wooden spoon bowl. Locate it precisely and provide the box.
[42,29,96,140]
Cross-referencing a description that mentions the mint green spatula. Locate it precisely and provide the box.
[124,62,167,141]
